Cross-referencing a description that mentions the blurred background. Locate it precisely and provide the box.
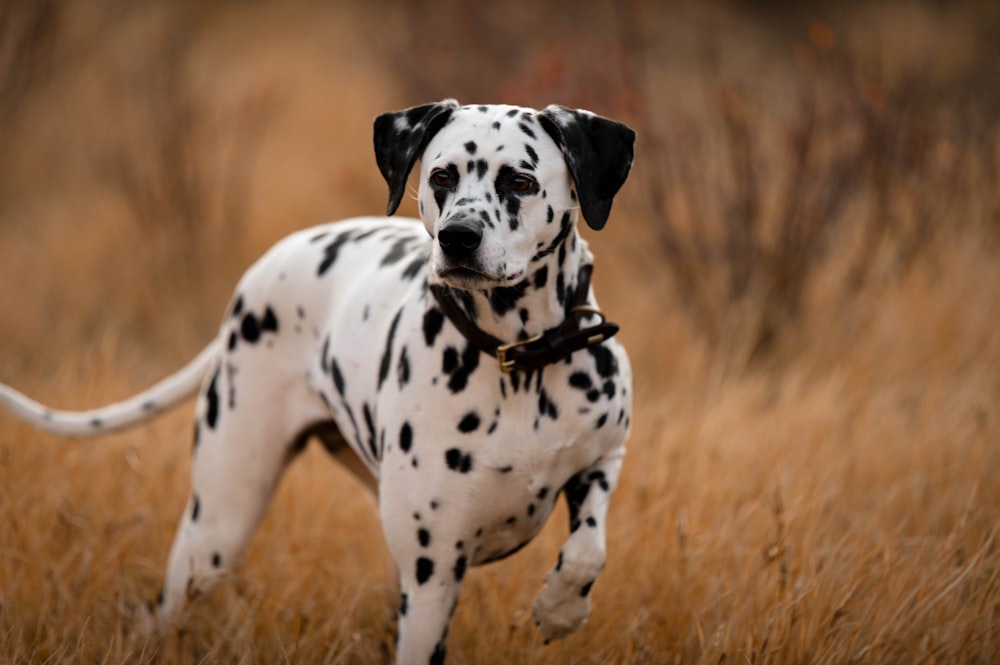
[0,1,998,663]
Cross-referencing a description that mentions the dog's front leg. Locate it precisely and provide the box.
[533,449,624,643]
[380,482,466,664]
[394,572,461,665]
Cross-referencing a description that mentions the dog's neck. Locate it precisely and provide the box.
[435,228,593,345]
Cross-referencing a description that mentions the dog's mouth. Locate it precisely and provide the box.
[436,265,524,289]
[437,266,495,288]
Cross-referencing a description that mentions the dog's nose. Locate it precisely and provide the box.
[438,222,482,259]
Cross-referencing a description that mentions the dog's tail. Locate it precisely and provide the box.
[0,341,219,438]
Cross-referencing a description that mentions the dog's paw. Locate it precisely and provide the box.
[532,579,591,643]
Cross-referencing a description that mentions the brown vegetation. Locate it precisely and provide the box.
[1,1,998,662]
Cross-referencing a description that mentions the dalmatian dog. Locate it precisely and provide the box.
[0,100,634,664]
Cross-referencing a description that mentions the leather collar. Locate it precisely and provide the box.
[429,264,620,373]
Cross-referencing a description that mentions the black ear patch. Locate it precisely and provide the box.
[374,99,461,216]
[538,106,636,230]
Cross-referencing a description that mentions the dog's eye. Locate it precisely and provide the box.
[431,169,454,188]
[511,174,536,192]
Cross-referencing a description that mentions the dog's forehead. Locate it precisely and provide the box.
[425,104,560,162]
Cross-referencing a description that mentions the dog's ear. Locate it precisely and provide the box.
[538,106,635,231]
[374,99,460,216]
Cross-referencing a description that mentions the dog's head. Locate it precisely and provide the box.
[374,100,635,289]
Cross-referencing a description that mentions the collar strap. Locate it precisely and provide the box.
[430,265,620,373]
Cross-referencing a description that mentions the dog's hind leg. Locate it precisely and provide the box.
[149,356,330,631]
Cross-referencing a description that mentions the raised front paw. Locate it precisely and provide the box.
[532,577,592,643]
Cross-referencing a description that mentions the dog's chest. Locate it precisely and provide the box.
[453,379,621,564]
[378,319,630,563]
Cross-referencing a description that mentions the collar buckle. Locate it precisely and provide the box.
[495,333,544,373]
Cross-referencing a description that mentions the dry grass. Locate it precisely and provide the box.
[1,1,999,663]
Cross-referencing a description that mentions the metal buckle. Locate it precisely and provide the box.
[495,333,543,373]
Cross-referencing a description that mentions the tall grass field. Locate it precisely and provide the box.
[1,2,998,662]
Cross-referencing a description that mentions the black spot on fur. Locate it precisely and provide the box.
[457,412,480,433]
[261,306,279,333]
[596,412,608,429]
[317,229,356,276]
[525,143,539,166]
[227,331,238,351]
[423,308,445,347]
[418,528,431,547]
[444,343,480,393]
[537,487,549,501]
[400,593,408,616]
[402,251,426,280]
[191,495,200,521]
[532,211,573,262]
[588,470,610,492]
[603,380,616,399]
[587,344,619,378]
[538,388,558,420]
[506,198,521,231]
[586,516,598,528]
[580,580,594,597]
[363,402,379,461]
[445,448,473,473]
[510,371,521,394]
[378,308,403,390]
[430,641,447,665]
[205,367,220,429]
[454,555,467,582]
[464,140,477,154]
[241,313,261,343]
[533,266,548,289]
[230,295,244,318]
[400,422,413,453]
[381,235,418,267]
[569,372,593,391]
[212,552,222,568]
[416,557,435,585]
[398,346,411,388]
[331,357,347,395]
[488,280,529,317]
[564,472,592,533]
[442,346,458,374]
